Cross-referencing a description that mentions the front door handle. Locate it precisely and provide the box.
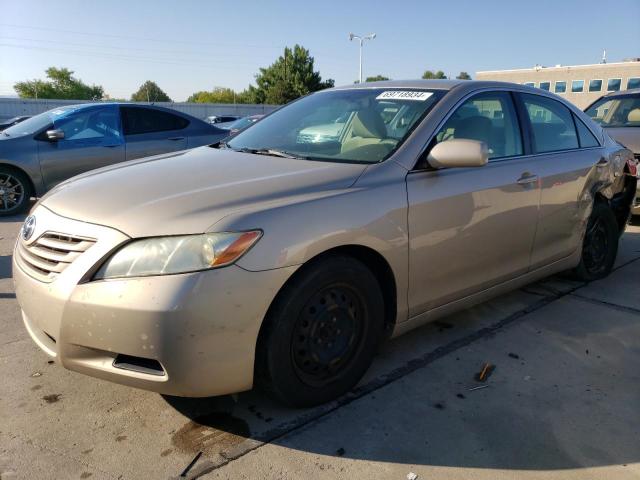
[517,173,538,186]
[167,136,185,141]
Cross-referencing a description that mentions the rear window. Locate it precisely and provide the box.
[122,107,189,135]
[522,93,579,153]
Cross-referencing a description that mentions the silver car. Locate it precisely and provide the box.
[585,88,640,214]
[13,80,636,407]
[0,103,227,215]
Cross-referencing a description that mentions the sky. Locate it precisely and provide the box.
[1,0,639,101]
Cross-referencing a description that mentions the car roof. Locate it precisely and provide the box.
[49,102,206,121]
[601,87,640,98]
[331,79,537,92]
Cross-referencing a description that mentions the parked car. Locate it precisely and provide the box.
[205,115,241,126]
[0,115,31,131]
[585,88,640,215]
[225,114,264,135]
[0,103,227,215]
[14,80,636,407]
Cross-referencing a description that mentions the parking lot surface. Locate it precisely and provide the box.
[1,212,639,480]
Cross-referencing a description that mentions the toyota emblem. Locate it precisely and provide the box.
[22,215,36,241]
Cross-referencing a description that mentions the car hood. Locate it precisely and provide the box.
[605,127,640,153]
[41,146,368,238]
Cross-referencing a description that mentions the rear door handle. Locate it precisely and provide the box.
[517,173,538,185]
[102,144,119,148]
[167,136,185,141]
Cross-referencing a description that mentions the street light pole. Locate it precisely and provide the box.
[349,33,376,84]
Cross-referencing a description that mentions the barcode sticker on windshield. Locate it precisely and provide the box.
[376,91,433,101]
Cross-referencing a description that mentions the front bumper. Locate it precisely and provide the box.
[13,206,296,397]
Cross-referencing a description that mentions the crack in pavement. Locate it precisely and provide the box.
[569,293,640,315]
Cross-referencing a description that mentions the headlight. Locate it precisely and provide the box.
[93,231,261,280]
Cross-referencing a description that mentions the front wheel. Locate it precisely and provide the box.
[256,256,385,407]
[572,202,619,281]
[0,167,33,216]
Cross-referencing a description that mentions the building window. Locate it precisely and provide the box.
[571,80,585,93]
[523,82,535,87]
[539,82,550,91]
[554,81,567,93]
[589,79,603,92]
[627,77,640,90]
[607,78,621,92]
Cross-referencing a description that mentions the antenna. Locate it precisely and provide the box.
[601,49,607,64]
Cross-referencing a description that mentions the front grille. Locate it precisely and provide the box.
[17,232,96,282]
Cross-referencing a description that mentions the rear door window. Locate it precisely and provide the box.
[435,91,523,160]
[121,107,189,135]
[573,115,600,148]
[521,94,579,153]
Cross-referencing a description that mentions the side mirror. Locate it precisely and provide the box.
[427,139,488,169]
[46,129,65,141]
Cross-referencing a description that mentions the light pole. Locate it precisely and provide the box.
[349,33,376,84]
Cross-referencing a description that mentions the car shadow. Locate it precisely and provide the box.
[159,230,640,475]
[0,255,12,279]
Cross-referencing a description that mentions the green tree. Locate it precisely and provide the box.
[456,71,472,80]
[186,87,249,104]
[421,70,447,80]
[131,81,172,102]
[249,45,334,104]
[365,75,390,82]
[14,67,104,100]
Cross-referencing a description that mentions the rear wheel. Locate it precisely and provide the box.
[573,202,619,281]
[0,167,32,216]
[257,256,384,407]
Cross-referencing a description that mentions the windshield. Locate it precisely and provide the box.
[2,105,77,136]
[585,95,640,128]
[227,88,443,163]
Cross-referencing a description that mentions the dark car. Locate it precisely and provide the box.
[205,115,241,127]
[0,103,227,215]
[0,116,31,131]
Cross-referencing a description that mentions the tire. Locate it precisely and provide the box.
[256,255,385,407]
[572,202,619,281]
[0,167,33,216]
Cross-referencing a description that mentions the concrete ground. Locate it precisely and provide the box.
[1,210,639,480]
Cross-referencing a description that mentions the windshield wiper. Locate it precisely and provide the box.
[233,147,308,159]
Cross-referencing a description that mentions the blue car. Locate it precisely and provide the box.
[0,103,227,215]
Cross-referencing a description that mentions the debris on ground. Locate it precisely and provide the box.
[508,353,520,359]
[474,362,495,382]
[179,451,202,478]
[433,402,445,410]
[42,393,61,403]
[456,393,466,399]
[30,372,42,377]
[469,385,489,392]
[407,472,418,480]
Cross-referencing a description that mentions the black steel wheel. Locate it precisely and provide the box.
[257,255,384,407]
[573,202,619,281]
